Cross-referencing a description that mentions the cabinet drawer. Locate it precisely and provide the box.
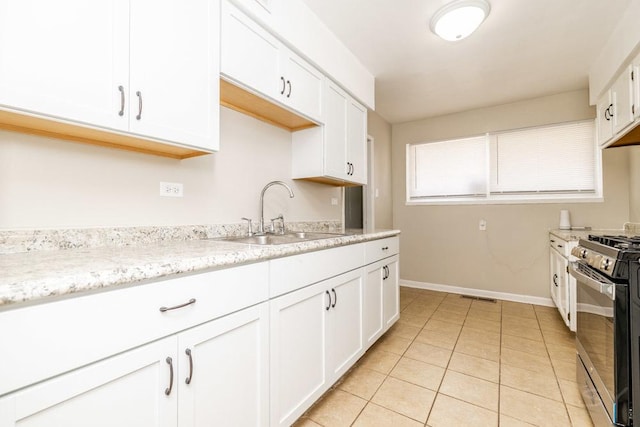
[269,244,364,297]
[548,235,574,258]
[0,262,268,396]
[364,236,399,265]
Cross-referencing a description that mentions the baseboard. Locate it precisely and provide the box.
[400,279,555,307]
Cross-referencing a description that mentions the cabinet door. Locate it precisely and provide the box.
[0,338,176,427]
[324,81,348,180]
[612,65,635,135]
[326,269,364,380]
[0,0,128,131]
[280,50,323,122]
[363,261,385,349]
[347,99,368,184]
[220,0,280,100]
[270,281,328,427]
[129,0,219,150]
[178,302,269,427]
[549,248,569,326]
[383,257,400,329]
[597,90,613,145]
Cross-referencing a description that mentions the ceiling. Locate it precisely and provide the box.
[300,0,632,124]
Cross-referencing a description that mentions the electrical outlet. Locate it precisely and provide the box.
[479,219,487,231]
[160,182,184,197]
[331,197,339,206]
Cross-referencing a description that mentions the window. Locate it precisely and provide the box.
[406,120,601,204]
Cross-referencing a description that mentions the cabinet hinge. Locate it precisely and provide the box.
[568,312,571,321]
[632,70,635,81]
[633,104,636,115]
[566,265,569,273]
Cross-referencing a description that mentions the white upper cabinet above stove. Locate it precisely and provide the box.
[0,0,219,158]
[597,65,635,146]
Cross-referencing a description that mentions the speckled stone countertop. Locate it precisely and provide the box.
[0,229,400,310]
[549,228,628,241]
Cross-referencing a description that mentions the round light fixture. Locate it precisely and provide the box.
[430,0,491,41]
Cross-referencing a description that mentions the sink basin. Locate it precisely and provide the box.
[215,232,345,246]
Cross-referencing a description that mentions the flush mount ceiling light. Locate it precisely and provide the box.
[430,0,491,41]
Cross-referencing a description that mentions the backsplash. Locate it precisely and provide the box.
[0,221,343,254]
[624,222,640,234]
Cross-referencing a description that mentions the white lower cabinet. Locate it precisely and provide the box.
[269,268,363,427]
[363,255,399,349]
[0,302,269,427]
[0,337,177,427]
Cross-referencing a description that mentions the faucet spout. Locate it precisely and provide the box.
[259,181,295,234]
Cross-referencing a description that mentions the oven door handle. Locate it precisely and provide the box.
[569,262,615,300]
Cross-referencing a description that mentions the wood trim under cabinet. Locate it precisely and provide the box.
[0,109,209,159]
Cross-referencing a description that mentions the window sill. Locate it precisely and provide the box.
[405,195,604,206]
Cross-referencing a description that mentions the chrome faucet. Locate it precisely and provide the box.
[259,181,294,234]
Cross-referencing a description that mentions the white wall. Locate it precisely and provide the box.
[367,110,393,229]
[0,107,342,229]
[392,89,631,299]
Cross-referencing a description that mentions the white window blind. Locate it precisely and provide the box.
[408,136,488,199]
[489,121,596,194]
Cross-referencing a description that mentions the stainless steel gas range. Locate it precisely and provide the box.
[569,235,640,427]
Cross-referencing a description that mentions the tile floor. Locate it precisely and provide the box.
[294,286,593,427]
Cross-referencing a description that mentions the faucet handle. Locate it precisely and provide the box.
[241,217,254,236]
[270,214,286,235]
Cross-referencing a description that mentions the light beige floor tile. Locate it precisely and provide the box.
[436,302,470,315]
[430,309,465,325]
[538,318,570,333]
[405,341,452,367]
[501,334,547,357]
[500,347,554,376]
[542,330,576,347]
[466,308,502,322]
[499,414,536,426]
[371,377,436,423]
[397,313,430,328]
[533,304,558,314]
[500,386,571,426]
[552,358,578,382]
[375,335,412,355]
[386,322,421,340]
[338,365,386,400]
[566,404,594,427]
[502,302,536,319]
[502,314,539,330]
[414,328,459,350]
[292,417,322,427]
[463,317,501,333]
[454,336,501,361]
[427,394,498,427]
[558,378,585,407]
[403,303,437,317]
[358,348,401,375]
[439,370,499,411]
[502,323,544,341]
[448,352,500,383]
[353,403,423,427]
[470,299,502,313]
[423,318,463,334]
[500,364,562,401]
[547,344,577,364]
[390,357,445,391]
[443,294,472,306]
[459,327,501,346]
[307,389,367,427]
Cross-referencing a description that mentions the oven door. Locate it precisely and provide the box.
[570,261,631,426]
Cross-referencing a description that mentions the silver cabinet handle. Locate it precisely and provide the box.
[165,357,174,395]
[185,348,193,385]
[136,91,143,120]
[159,298,196,313]
[331,288,337,308]
[118,85,125,116]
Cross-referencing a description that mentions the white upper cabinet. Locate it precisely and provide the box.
[221,0,322,123]
[597,66,635,147]
[0,0,129,131]
[128,0,220,150]
[292,79,368,185]
[597,90,614,145]
[0,0,219,155]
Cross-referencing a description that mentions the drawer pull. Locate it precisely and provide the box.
[165,357,174,396]
[159,298,196,313]
[185,348,193,385]
[382,246,389,251]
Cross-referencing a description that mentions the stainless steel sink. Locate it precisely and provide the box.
[215,232,345,246]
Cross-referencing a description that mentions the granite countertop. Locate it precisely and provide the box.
[549,228,625,242]
[0,229,400,310]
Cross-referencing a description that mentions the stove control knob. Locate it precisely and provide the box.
[580,249,588,259]
[602,259,611,271]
